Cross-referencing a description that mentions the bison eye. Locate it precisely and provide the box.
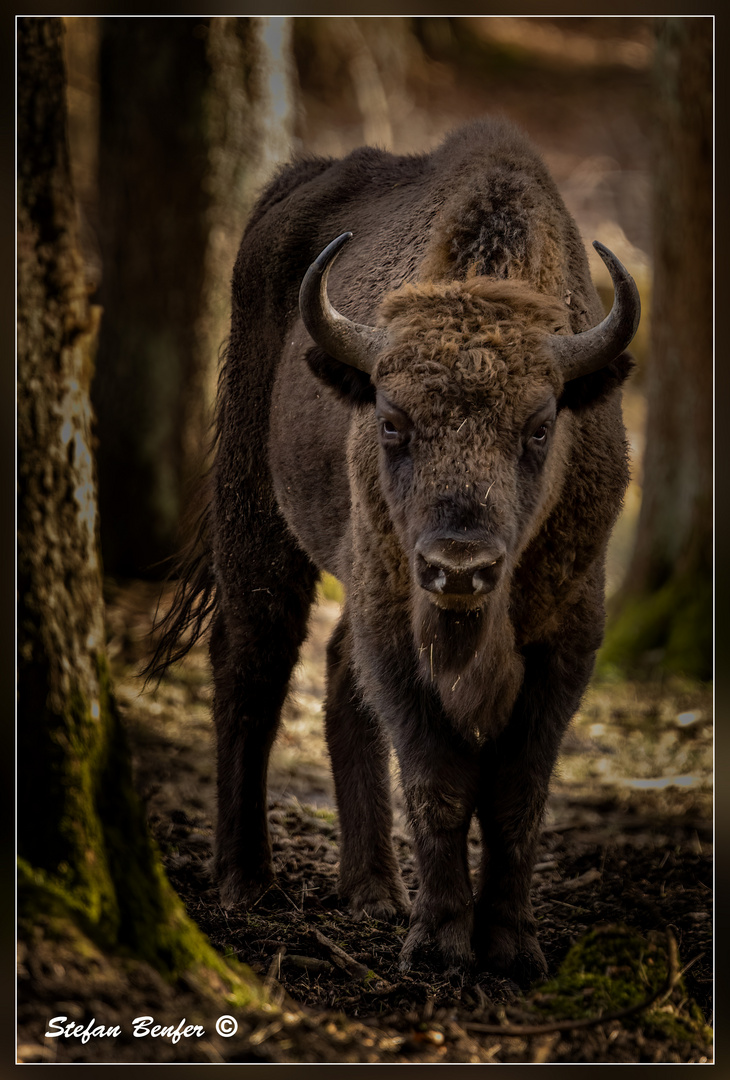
[522,401,556,464]
[376,392,412,448]
[379,417,410,448]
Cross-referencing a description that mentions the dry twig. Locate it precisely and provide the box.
[312,928,370,981]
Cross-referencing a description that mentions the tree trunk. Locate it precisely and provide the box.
[17,14,260,995]
[601,16,712,681]
[92,16,294,578]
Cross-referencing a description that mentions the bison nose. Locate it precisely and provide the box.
[415,537,507,597]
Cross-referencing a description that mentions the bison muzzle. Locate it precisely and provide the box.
[149,117,640,987]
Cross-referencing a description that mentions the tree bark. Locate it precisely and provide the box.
[602,17,712,681]
[18,14,110,896]
[17,15,260,992]
[92,16,294,578]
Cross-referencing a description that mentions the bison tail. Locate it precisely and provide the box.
[140,495,217,688]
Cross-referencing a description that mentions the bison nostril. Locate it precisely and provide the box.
[416,554,449,594]
[431,568,448,593]
[416,542,506,597]
[471,555,505,594]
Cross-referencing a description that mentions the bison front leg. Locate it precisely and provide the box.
[397,744,480,971]
[324,617,410,921]
[474,638,596,986]
[474,767,551,988]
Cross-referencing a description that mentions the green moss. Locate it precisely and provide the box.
[643,1009,713,1045]
[19,857,264,1010]
[45,662,122,942]
[529,925,711,1047]
[18,857,103,943]
[18,858,266,1012]
[531,926,666,1021]
[599,573,712,682]
[305,806,337,824]
[317,572,345,604]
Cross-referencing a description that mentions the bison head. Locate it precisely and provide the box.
[300,234,639,724]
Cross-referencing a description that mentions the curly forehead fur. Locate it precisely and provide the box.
[374,277,570,410]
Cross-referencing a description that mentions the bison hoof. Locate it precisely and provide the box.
[475,924,548,988]
[345,877,412,922]
[217,869,275,910]
[398,910,474,973]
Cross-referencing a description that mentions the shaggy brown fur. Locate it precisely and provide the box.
[148,117,635,986]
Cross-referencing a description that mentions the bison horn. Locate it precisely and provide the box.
[299,232,389,376]
[548,241,641,381]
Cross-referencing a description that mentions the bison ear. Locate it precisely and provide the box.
[558,351,635,412]
[305,345,376,406]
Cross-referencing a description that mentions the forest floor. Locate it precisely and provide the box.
[27,577,708,1065]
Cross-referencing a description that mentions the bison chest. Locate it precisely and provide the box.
[350,587,524,743]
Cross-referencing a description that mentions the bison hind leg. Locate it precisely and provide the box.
[209,547,319,910]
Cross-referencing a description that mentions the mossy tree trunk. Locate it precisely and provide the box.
[92,16,293,578]
[17,16,259,995]
[602,17,712,681]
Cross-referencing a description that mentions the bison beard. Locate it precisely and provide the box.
[147,117,639,986]
[411,591,523,736]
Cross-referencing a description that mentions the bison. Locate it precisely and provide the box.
[149,117,640,985]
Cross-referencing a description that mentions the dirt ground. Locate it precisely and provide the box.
[69,577,712,1065]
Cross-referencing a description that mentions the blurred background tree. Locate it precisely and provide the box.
[600,17,712,682]
[90,16,294,578]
